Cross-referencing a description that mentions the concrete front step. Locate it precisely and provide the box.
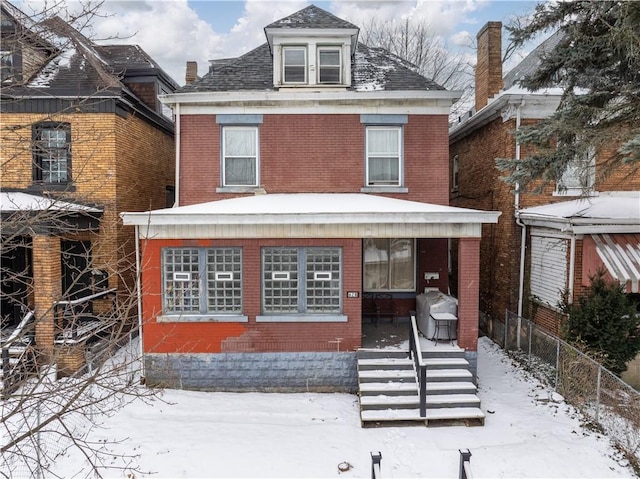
[359,381,418,396]
[357,358,414,370]
[361,393,480,410]
[358,369,416,382]
[426,381,477,395]
[357,348,466,361]
[426,368,472,382]
[423,357,469,369]
[361,406,485,425]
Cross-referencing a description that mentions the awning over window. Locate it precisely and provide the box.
[583,234,640,293]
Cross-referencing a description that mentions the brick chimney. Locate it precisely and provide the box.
[475,22,503,111]
[185,61,198,85]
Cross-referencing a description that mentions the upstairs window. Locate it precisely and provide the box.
[283,47,306,84]
[452,155,459,191]
[318,48,341,84]
[222,126,259,187]
[32,122,71,184]
[555,147,595,196]
[366,126,402,186]
[1,50,14,82]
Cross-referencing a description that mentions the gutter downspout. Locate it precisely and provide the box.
[514,101,526,348]
[174,102,181,207]
[568,233,576,305]
[134,224,144,380]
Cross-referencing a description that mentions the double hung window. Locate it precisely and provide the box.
[363,238,415,292]
[318,48,341,84]
[262,247,341,314]
[222,126,258,187]
[283,47,307,84]
[163,247,242,315]
[32,122,71,184]
[555,147,595,196]
[366,126,402,186]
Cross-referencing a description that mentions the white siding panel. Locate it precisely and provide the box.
[530,236,568,307]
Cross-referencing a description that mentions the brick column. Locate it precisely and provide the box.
[457,237,481,352]
[33,235,62,360]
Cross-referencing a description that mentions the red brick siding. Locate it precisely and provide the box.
[179,114,450,206]
[457,238,480,351]
[140,237,362,354]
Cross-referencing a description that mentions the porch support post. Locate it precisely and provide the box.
[457,237,480,352]
[32,235,62,361]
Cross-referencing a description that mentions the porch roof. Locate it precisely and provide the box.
[0,191,102,213]
[518,192,640,234]
[121,193,500,240]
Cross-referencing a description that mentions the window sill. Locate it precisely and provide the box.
[156,314,248,323]
[360,186,408,194]
[28,183,76,193]
[256,314,347,323]
[553,189,598,197]
[216,186,265,194]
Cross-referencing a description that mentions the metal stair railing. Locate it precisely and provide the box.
[408,311,427,417]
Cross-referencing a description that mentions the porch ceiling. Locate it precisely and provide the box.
[121,193,500,239]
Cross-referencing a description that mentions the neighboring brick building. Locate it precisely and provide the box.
[0,2,177,373]
[449,22,640,335]
[122,5,500,392]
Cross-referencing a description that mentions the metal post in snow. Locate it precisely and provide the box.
[595,366,602,424]
[555,339,560,390]
[371,451,382,479]
[528,322,533,366]
[459,449,472,479]
[504,310,509,350]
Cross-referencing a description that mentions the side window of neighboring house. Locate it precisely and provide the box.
[262,247,342,315]
[32,122,71,184]
[366,126,402,187]
[363,238,415,292]
[282,46,307,84]
[530,235,567,307]
[222,126,259,187]
[555,147,596,196]
[1,50,14,82]
[163,247,243,315]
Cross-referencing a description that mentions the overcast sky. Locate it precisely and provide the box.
[17,0,540,85]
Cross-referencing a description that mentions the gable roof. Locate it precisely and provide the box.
[1,3,177,97]
[265,5,358,30]
[178,42,445,93]
[503,30,564,91]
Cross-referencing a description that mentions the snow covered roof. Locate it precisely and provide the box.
[518,192,640,233]
[0,191,102,213]
[121,193,500,226]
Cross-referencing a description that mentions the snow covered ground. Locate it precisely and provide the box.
[52,337,635,478]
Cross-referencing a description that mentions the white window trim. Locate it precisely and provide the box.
[554,147,596,196]
[221,126,259,187]
[365,126,403,187]
[317,46,341,84]
[452,155,459,191]
[282,46,307,85]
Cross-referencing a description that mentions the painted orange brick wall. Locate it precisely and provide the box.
[140,237,363,354]
[179,114,450,206]
[457,237,480,351]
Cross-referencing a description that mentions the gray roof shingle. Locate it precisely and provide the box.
[265,4,358,30]
[503,30,564,90]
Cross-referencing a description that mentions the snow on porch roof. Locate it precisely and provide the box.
[518,192,640,233]
[0,191,102,213]
[121,193,500,226]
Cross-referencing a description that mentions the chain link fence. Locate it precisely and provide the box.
[482,310,640,468]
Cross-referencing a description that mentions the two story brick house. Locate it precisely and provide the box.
[122,5,500,393]
[1,2,177,375]
[449,23,640,340]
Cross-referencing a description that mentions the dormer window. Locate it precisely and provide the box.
[283,47,307,84]
[318,48,341,84]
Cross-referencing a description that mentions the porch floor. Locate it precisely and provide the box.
[361,317,460,352]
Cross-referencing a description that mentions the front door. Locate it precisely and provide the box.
[61,240,93,301]
[0,237,32,328]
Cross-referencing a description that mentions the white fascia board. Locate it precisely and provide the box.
[519,215,640,233]
[449,91,561,141]
[160,89,462,106]
[121,210,500,227]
